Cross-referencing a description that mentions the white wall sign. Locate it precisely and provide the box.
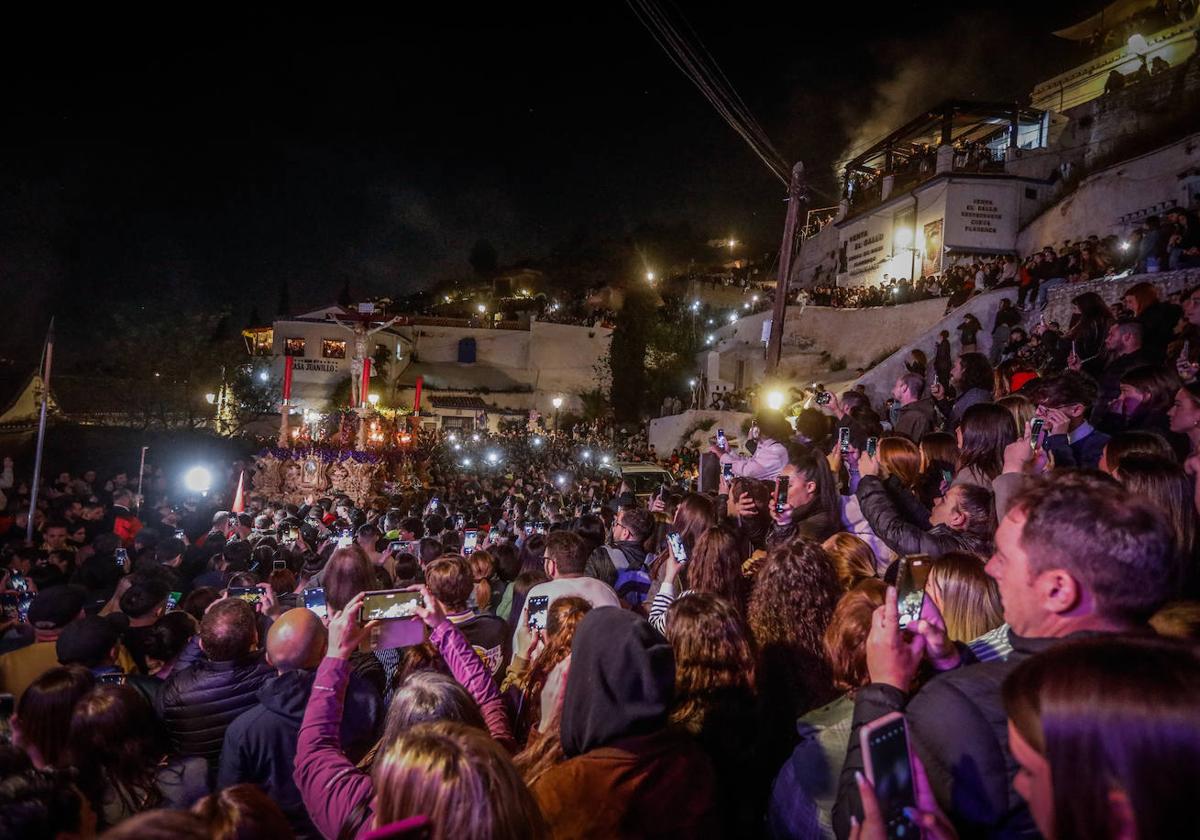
[944,183,1019,252]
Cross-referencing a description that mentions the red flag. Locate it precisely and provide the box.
[231,471,245,513]
[413,375,424,415]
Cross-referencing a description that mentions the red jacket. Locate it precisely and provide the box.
[113,511,143,547]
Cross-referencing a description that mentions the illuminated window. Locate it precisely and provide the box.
[250,329,273,356]
[284,337,306,357]
[322,339,347,359]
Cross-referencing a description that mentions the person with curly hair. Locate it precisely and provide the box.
[665,592,760,837]
[747,540,843,778]
[768,579,885,839]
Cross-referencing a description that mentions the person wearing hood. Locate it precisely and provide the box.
[531,607,719,838]
[218,608,382,838]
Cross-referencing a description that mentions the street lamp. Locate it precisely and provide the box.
[727,238,736,250]
[552,396,563,432]
[646,271,655,282]
[205,393,216,405]
[367,393,380,406]
[765,389,786,411]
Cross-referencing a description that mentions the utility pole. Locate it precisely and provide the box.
[26,319,54,543]
[766,162,807,372]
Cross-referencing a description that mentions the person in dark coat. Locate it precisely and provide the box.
[584,506,654,588]
[832,474,1180,839]
[218,608,382,839]
[530,608,719,838]
[933,330,952,388]
[931,352,994,430]
[1028,371,1110,470]
[156,597,274,767]
[854,456,995,560]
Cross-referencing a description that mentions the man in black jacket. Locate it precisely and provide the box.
[891,372,938,442]
[583,506,653,588]
[218,608,381,839]
[833,472,1179,839]
[157,597,274,767]
[855,452,994,559]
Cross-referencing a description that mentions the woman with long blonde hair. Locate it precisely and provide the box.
[373,721,546,840]
[926,551,1003,642]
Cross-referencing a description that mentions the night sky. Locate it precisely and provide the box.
[1,1,1101,360]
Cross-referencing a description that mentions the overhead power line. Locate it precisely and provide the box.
[626,0,790,187]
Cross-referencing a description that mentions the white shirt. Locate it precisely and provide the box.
[720,438,789,482]
[512,576,620,659]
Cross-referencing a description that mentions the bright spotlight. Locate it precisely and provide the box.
[751,294,759,303]
[600,455,610,465]
[183,466,212,494]
[646,271,655,282]
[486,451,500,464]
[581,450,591,460]
[556,475,566,486]
[532,436,543,447]
[258,370,269,382]
[453,443,462,451]
[765,390,786,411]
[728,312,738,323]
[688,378,697,387]
[477,303,486,313]
[1120,241,1131,251]
[448,433,458,443]
[461,457,472,467]
[367,393,380,405]
[690,300,700,312]
[471,433,481,442]
[706,334,715,344]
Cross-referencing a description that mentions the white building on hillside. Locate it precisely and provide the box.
[244,305,611,432]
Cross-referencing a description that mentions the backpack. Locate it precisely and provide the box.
[606,545,651,607]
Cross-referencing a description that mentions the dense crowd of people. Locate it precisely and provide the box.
[2,284,1200,838]
[800,205,1200,316]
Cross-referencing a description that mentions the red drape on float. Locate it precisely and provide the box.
[360,358,372,407]
[413,375,424,415]
[282,355,294,403]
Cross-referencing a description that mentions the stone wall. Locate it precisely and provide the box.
[846,289,1019,406]
[1017,131,1200,253]
[1043,267,1200,326]
[648,409,754,455]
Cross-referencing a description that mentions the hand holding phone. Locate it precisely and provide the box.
[896,556,931,630]
[527,594,550,630]
[774,475,790,514]
[838,427,851,454]
[716,428,727,451]
[860,712,919,839]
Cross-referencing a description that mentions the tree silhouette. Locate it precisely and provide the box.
[469,239,499,278]
[276,281,291,316]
